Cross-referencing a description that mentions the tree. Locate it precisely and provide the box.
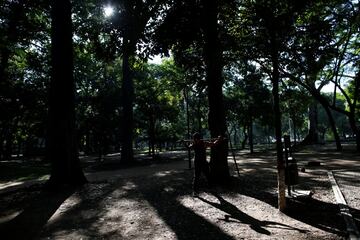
[281,86,310,144]
[134,60,183,158]
[282,0,351,151]
[99,0,169,163]
[233,0,311,211]
[283,0,359,151]
[46,0,87,186]
[153,0,232,181]
[0,0,49,160]
[224,62,273,153]
[201,0,230,181]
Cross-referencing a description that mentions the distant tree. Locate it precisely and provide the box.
[281,86,310,144]
[224,62,273,153]
[283,0,359,151]
[134,60,182,157]
[282,0,349,151]
[0,0,49,160]
[316,93,351,142]
[96,0,169,163]
[233,0,311,211]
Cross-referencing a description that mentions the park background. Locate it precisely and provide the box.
[0,0,359,239]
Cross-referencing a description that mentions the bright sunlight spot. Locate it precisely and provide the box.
[103,5,115,18]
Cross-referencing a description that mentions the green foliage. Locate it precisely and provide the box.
[2,0,360,162]
[134,59,185,146]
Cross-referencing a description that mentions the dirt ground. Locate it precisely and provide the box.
[0,144,359,240]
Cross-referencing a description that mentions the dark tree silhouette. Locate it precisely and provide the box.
[46,0,87,186]
[201,0,230,182]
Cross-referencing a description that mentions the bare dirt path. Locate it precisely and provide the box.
[1,145,359,240]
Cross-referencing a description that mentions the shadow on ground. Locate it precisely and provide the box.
[0,187,74,240]
[2,147,356,239]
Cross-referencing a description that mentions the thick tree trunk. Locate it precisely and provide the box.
[46,0,87,186]
[320,103,342,151]
[303,102,319,144]
[202,0,229,182]
[271,48,286,212]
[121,40,135,163]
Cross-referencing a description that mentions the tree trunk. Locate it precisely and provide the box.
[149,112,156,158]
[46,0,87,186]
[320,103,342,151]
[4,130,13,160]
[202,0,230,182]
[348,111,360,152]
[291,116,297,145]
[271,45,286,212]
[121,39,135,163]
[184,89,192,169]
[233,126,238,149]
[197,96,202,133]
[248,116,254,154]
[356,130,360,152]
[241,126,248,150]
[303,102,319,144]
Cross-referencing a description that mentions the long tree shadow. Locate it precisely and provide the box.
[197,192,308,235]
[38,181,126,239]
[0,186,75,240]
[285,197,346,236]
[135,173,236,240]
[4,151,349,240]
[38,173,235,240]
[228,167,347,237]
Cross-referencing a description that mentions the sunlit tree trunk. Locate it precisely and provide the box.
[202,0,230,182]
[46,0,87,186]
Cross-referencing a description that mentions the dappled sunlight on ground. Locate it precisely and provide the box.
[40,181,177,240]
[2,146,358,239]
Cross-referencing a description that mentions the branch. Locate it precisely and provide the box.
[328,77,352,106]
